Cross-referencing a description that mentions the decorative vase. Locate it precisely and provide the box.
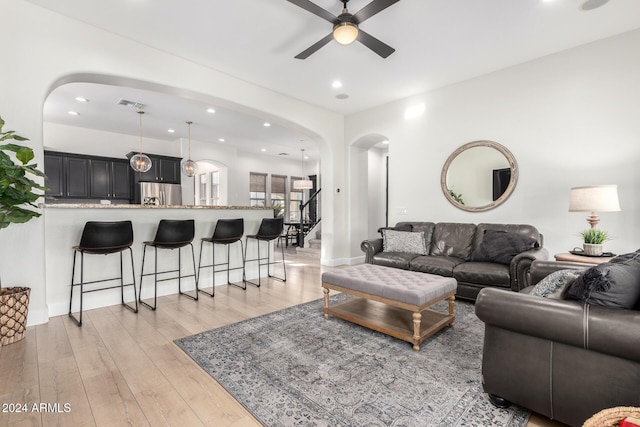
[583,243,603,257]
[0,286,30,346]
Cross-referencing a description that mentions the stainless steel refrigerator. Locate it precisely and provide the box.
[140,182,182,205]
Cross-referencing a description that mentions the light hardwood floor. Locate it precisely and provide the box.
[0,255,565,427]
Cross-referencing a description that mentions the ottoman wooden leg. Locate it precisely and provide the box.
[448,295,455,327]
[412,312,422,351]
[323,286,330,319]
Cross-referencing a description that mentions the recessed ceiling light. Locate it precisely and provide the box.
[68,111,80,116]
[382,140,389,145]
[263,122,271,127]
[206,108,216,114]
[75,96,89,102]
[168,129,175,133]
[304,156,309,160]
[332,80,343,89]
[218,138,225,142]
[336,93,349,100]
[261,148,267,152]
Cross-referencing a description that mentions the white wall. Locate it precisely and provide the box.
[346,29,640,259]
[0,0,344,326]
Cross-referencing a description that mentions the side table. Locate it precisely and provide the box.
[554,252,613,265]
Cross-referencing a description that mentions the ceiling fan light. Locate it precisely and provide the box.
[333,22,358,45]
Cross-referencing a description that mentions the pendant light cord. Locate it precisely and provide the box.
[186,121,192,158]
[138,110,144,155]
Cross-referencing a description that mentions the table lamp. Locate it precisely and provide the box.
[569,185,620,228]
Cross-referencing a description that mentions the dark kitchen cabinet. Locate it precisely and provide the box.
[44,151,131,201]
[44,154,64,197]
[89,159,131,199]
[65,157,89,198]
[127,152,181,184]
[111,161,131,199]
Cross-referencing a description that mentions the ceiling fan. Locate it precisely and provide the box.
[287,0,400,59]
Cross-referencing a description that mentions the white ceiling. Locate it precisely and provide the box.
[32,0,640,159]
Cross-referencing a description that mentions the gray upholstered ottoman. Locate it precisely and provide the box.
[321,264,457,351]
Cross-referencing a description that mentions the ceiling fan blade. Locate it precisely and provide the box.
[357,29,395,58]
[295,33,334,59]
[353,0,400,23]
[286,0,337,23]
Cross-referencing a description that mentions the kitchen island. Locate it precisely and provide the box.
[44,204,274,317]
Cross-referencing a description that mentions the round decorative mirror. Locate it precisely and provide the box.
[440,140,518,212]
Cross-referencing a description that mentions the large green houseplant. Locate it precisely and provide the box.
[0,116,46,346]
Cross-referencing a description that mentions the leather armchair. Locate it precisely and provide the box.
[475,260,640,427]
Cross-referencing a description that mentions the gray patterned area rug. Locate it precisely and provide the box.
[175,296,530,427]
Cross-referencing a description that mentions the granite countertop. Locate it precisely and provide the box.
[42,203,272,210]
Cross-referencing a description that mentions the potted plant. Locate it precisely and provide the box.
[580,228,609,256]
[0,115,46,346]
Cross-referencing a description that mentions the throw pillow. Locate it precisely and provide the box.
[470,230,538,265]
[562,251,640,309]
[530,269,581,299]
[378,224,413,236]
[382,230,427,255]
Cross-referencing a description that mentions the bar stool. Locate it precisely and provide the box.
[69,221,137,327]
[139,219,198,310]
[243,218,286,287]
[198,218,246,295]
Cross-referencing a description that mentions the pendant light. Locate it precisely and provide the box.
[293,149,313,190]
[129,110,152,173]
[181,120,198,177]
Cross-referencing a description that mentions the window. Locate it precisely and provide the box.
[250,172,267,207]
[198,173,207,205]
[210,171,220,206]
[271,174,286,218]
[289,176,303,221]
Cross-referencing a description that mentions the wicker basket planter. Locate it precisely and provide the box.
[583,406,640,427]
[0,286,30,346]
[583,243,604,256]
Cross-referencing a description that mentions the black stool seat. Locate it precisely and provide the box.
[244,218,287,287]
[69,221,138,326]
[139,219,198,310]
[198,218,245,295]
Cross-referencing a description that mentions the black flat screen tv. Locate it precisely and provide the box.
[492,168,511,201]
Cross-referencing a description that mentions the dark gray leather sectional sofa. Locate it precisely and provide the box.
[476,260,640,426]
[360,222,548,301]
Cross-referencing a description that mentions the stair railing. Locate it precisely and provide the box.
[298,188,321,248]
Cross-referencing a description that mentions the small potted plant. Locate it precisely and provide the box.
[0,115,46,346]
[580,228,609,256]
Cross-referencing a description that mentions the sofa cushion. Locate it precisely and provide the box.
[470,230,538,265]
[372,252,419,270]
[562,251,640,309]
[429,223,476,260]
[382,229,427,255]
[530,269,581,299]
[409,255,464,277]
[475,223,541,247]
[453,262,510,287]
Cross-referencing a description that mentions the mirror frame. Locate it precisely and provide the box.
[440,140,518,212]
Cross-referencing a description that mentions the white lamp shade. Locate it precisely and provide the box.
[569,185,620,212]
[293,179,313,190]
[130,153,152,173]
[333,22,358,45]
